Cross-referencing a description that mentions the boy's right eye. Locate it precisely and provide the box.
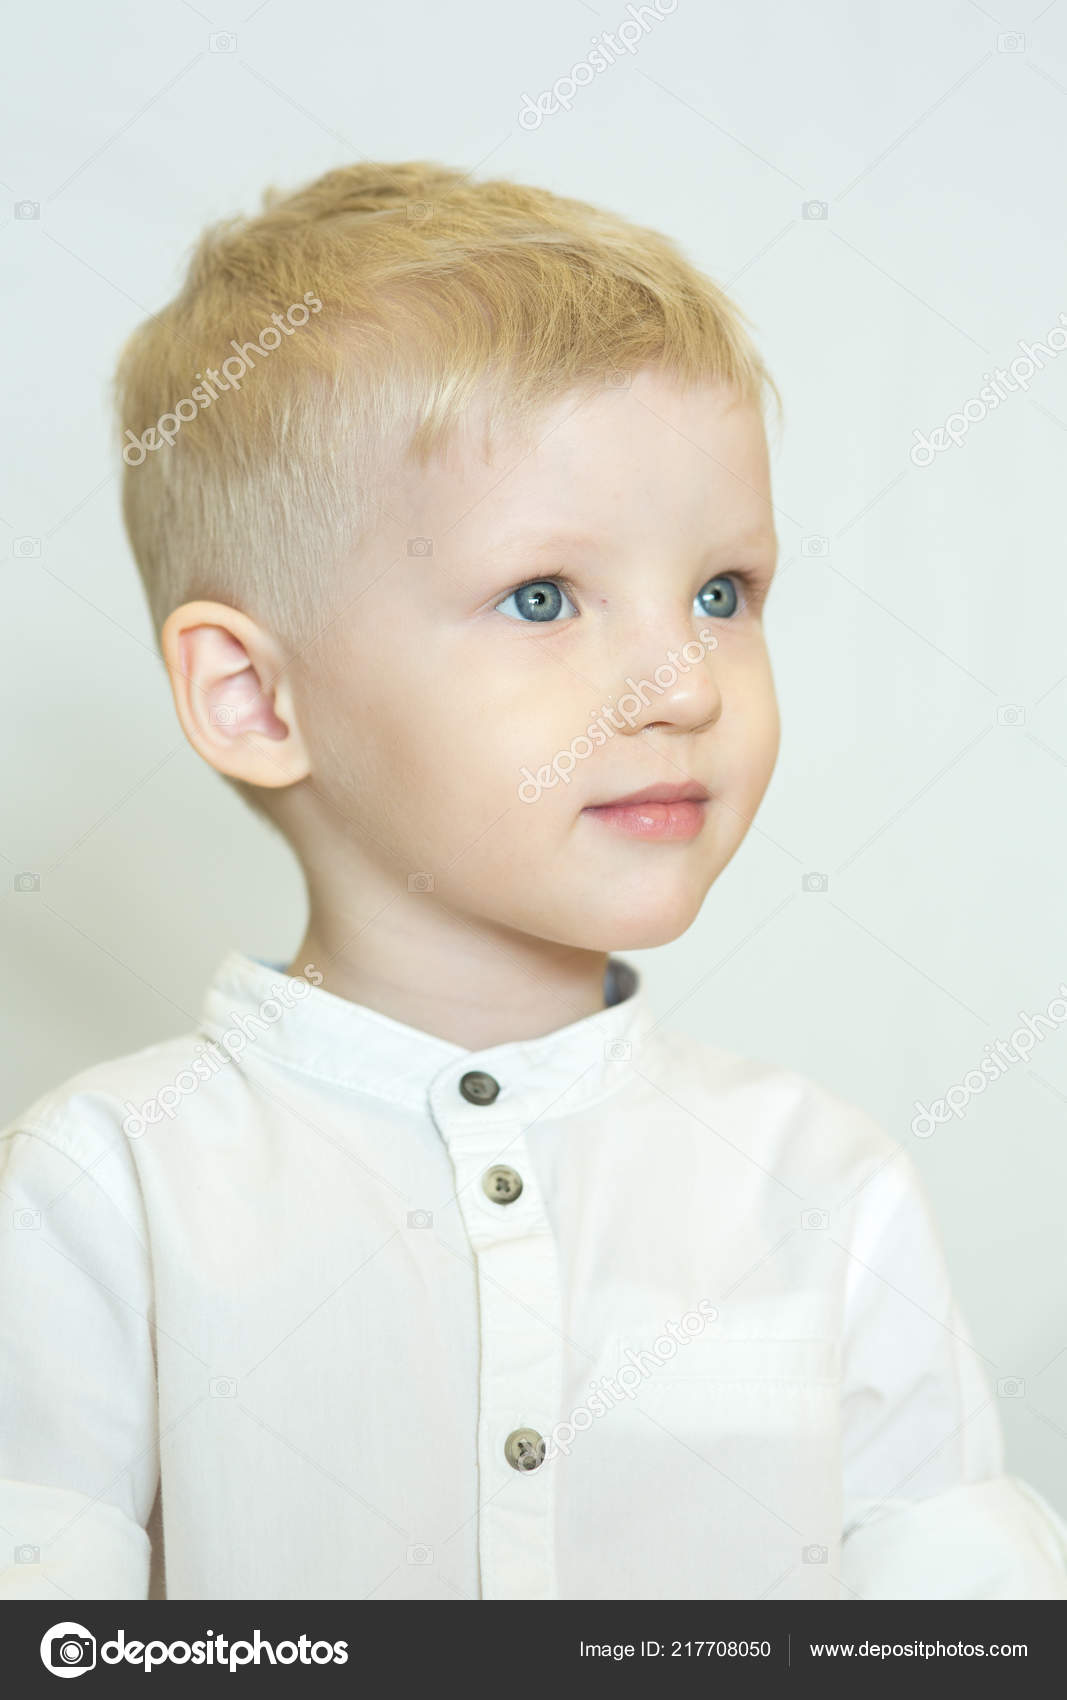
[494,578,579,623]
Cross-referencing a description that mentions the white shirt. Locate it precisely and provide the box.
[2,950,1066,1602]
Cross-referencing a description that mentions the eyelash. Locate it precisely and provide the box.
[494,570,763,620]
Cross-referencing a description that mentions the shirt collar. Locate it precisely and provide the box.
[199,950,654,1117]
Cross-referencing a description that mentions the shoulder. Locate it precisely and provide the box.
[0,1033,216,1169]
[640,1025,909,1200]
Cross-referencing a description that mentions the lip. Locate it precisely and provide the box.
[580,780,710,841]
[585,780,710,808]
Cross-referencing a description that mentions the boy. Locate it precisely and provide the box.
[2,161,1065,1601]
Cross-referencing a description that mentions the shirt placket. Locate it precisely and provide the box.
[430,1066,563,1601]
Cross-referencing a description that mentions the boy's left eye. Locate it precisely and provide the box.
[694,575,739,618]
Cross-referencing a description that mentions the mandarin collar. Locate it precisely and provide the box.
[199,950,653,1117]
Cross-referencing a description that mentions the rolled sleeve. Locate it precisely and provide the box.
[841,1475,1067,1600]
[0,1479,151,1600]
[839,1150,1067,1598]
[0,1117,159,1600]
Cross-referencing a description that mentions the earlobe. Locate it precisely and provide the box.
[160,600,311,789]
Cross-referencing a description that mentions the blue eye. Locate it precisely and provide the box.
[694,575,738,618]
[495,578,578,623]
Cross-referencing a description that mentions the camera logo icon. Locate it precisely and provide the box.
[407,1209,433,1229]
[803,1543,828,1563]
[407,537,433,556]
[407,1543,433,1563]
[996,704,1025,727]
[802,1208,830,1230]
[604,368,631,389]
[801,535,829,556]
[604,1039,631,1060]
[802,872,828,893]
[407,872,434,892]
[996,1376,1025,1398]
[996,31,1025,52]
[40,1622,96,1677]
[209,30,237,51]
[13,537,41,557]
[14,872,40,893]
[15,200,40,220]
[802,200,829,220]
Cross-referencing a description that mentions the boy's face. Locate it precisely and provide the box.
[296,366,780,951]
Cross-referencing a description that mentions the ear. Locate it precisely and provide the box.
[160,600,310,789]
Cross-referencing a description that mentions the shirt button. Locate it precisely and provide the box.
[481,1164,524,1205]
[459,1070,500,1105]
[504,1427,546,1472]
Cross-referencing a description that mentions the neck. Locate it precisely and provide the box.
[285,902,610,1051]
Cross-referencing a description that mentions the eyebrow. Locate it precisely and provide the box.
[481,528,602,556]
[470,522,778,565]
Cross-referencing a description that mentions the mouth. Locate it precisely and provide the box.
[580,780,710,841]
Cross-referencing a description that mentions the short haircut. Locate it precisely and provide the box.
[113,160,779,820]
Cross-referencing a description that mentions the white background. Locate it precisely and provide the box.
[1,1,1066,1508]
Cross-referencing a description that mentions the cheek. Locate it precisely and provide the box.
[302,659,444,810]
[755,689,782,776]
[724,661,780,796]
[356,664,556,839]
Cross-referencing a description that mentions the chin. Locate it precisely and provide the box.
[609,911,702,951]
[554,888,708,953]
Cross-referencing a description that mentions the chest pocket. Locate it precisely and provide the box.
[571,1337,843,1600]
[635,1335,840,1382]
[612,1334,841,1451]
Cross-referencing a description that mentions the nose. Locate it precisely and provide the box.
[608,624,723,738]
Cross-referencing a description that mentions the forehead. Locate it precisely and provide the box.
[388,367,775,555]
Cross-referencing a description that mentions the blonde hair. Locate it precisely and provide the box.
[113,161,779,816]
